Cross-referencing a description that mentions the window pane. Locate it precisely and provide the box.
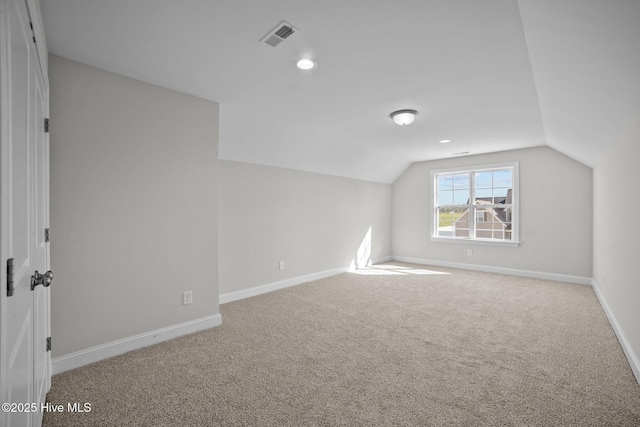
[454,227,469,237]
[504,224,513,240]
[437,174,453,190]
[504,207,512,222]
[493,169,512,188]
[476,229,492,239]
[437,190,453,206]
[475,171,492,189]
[437,210,450,227]
[474,168,513,207]
[453,190,470,205]
[493,187,509,201]
[437,207,466,237]
[453,173,469,190]
[490,206,509,224]
[437,207,466,224]
[475,206,491,219]
[475,188,492,202]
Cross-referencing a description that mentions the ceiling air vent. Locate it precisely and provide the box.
[260,21,298,47]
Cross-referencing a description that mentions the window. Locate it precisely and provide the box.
[430,162,519,246]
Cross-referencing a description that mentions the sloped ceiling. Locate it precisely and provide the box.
[518,0,640,168]
[40,0,640,184]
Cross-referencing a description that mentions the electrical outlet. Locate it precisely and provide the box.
[467,249,473,256]
[279,261,285,270]
[183,291,193,305]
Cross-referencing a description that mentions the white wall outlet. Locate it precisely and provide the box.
[183,291,193,305]
[467,249,473,256]
[279,261,285,270]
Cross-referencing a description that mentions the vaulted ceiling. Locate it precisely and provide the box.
[40,0,640,183]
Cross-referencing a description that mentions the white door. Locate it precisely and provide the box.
[0,0,51,426]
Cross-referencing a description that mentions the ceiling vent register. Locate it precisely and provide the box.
[261,21,298,47]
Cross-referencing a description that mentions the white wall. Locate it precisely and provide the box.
[392,146,592,278]
[49,55,219,358]
[593,116,640,378]
[219,160,391,297]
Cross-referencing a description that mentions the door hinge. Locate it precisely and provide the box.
[45,228,50,242]
[46,337,51,352]
[44,118,49,133]
[7,258,14,297]
[30,22,36,44]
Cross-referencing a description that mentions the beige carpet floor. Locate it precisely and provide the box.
[43,262,640,426]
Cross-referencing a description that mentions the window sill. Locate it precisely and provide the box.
[430,236,520,248]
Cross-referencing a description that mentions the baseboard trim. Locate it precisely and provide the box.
[391,256,592,286]
[591,279,640,385]
[220,266,348,304]
[220,256,393,305]
[52,314,222,375]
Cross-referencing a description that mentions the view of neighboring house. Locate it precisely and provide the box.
[449,189,513,240]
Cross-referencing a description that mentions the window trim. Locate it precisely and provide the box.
[429,161,520,247]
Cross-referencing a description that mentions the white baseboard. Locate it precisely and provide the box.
[220,256,393,305]
[391,256,592,286]
[591,279,640,385]
[52,314,222,375]
[219,253,589,306]
[220,266,348,304]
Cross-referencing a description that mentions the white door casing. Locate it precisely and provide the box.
[0,0,51,426]
[31,18,50,423]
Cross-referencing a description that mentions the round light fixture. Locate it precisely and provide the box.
[390,109,417,126]
[296,58,316,70]
[439,139,452,144]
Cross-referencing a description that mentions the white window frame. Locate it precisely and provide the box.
[429,161,520,247]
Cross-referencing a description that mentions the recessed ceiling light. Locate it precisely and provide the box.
[296,58,316,70]
[390,109,418,126]
[439,139,452,144]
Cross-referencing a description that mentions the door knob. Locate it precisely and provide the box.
[43,271,53,287]
[31,270,53,290]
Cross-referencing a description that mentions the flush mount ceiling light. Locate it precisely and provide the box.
[296,58,316,70]
[390,109,417,126]
[439,139,452,144]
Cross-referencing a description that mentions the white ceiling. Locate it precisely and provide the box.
[40,0,640,184]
